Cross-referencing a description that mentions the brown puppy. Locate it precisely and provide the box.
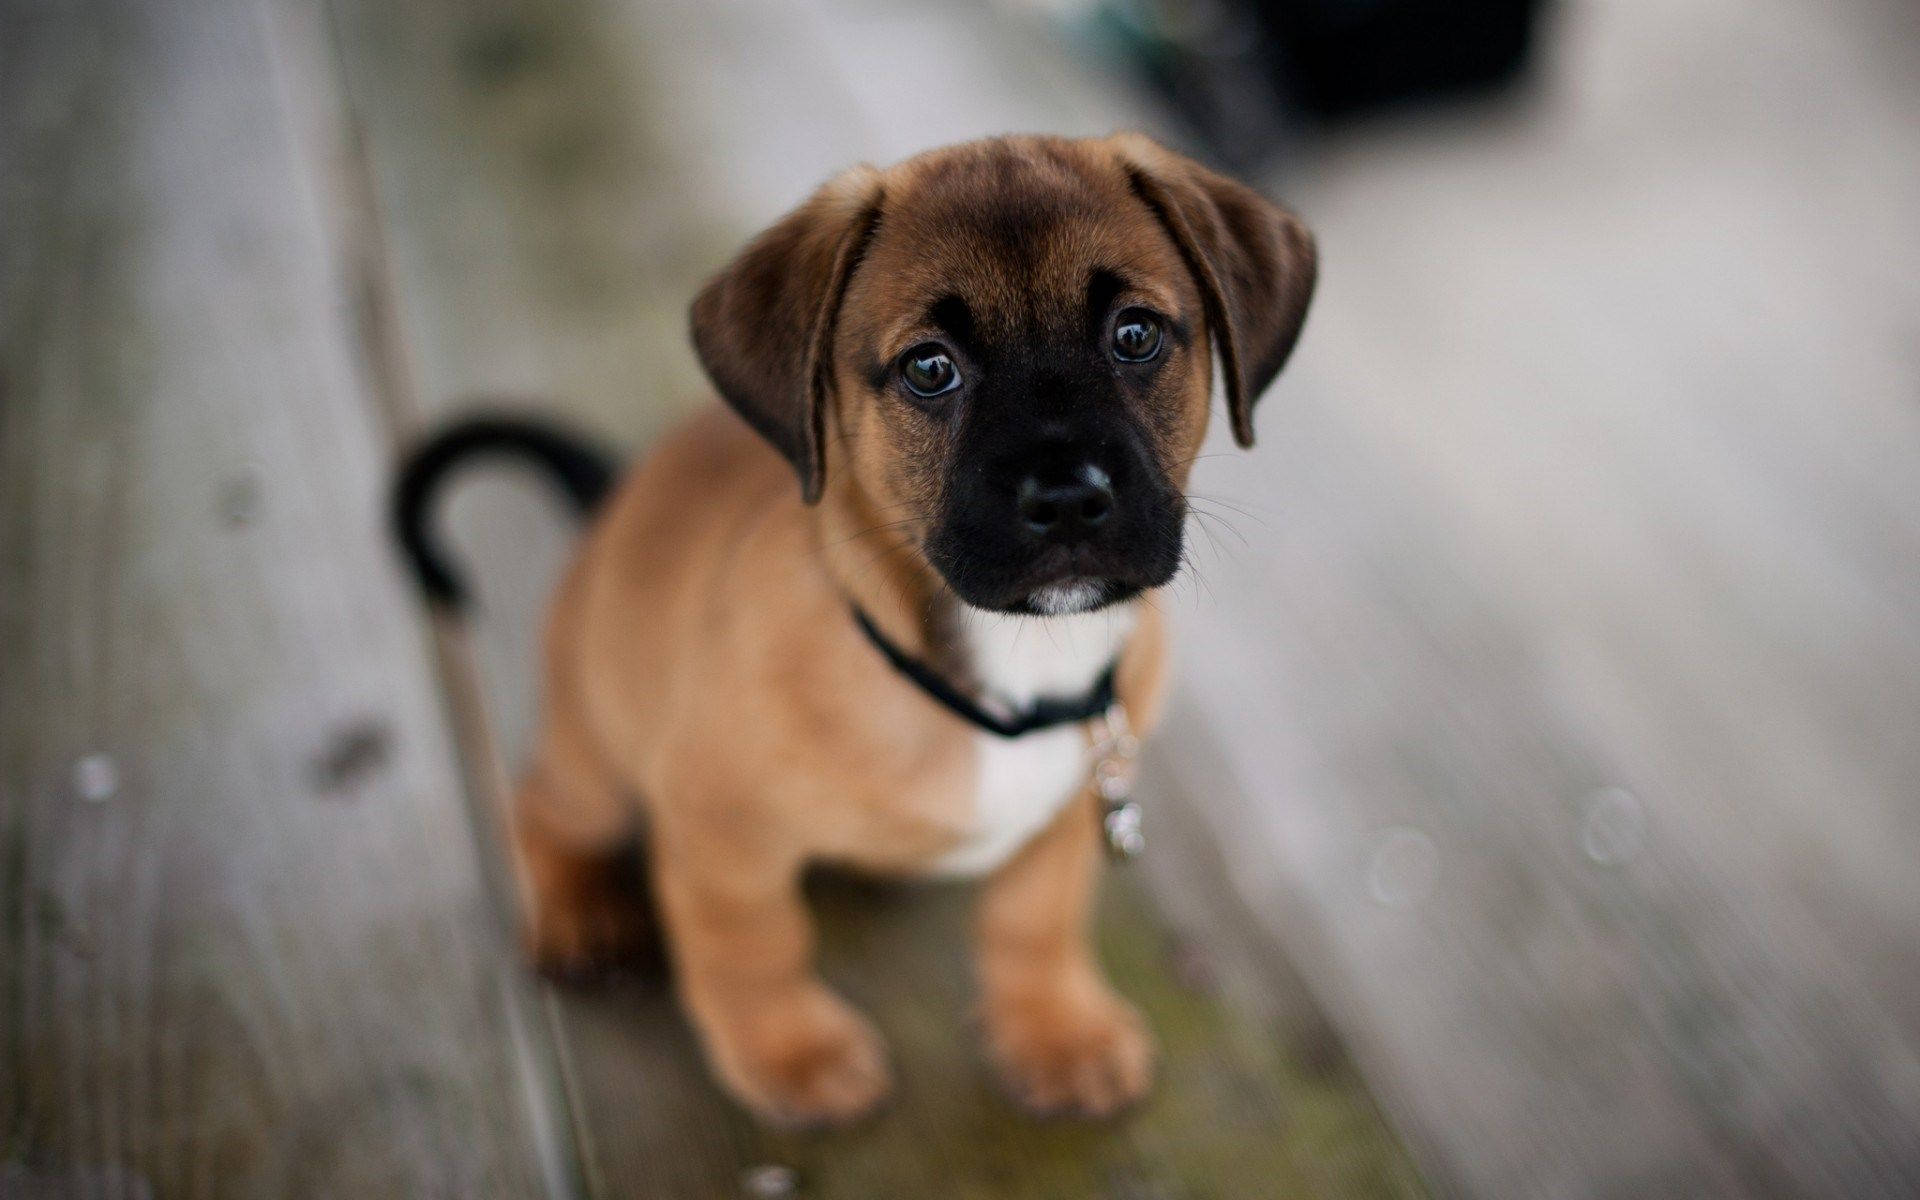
[399,133,1314,1127]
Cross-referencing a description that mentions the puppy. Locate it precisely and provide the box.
[395,133,1315,1127]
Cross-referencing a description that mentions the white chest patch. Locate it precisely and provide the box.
[924,602,1137,878]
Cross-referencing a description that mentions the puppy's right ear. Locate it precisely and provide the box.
[690,168,884,504]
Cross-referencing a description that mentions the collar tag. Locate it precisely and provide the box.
[1091,704,1144,861]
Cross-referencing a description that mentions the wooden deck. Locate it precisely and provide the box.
[4,0,1918,1195]
[1,0,1413,1194]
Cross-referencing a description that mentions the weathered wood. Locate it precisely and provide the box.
[16,0,1917,1190]
[0,0,560,1194]
[319,0,718,774]
[324,0,1421,1194]
[1171,0,1920,1194]
[321,0,1920,1191]
[538,848,1420,1200]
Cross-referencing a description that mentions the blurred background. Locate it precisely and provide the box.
[5,0,1920,1195]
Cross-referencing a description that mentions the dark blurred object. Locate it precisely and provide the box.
[1256,0,1545,116]
[1047,0,1546,169]
[1071,0,1299,171]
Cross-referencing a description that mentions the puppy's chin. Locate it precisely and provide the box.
[939,571,1145,617]
[925,527,1181,616]
[1022,579,1130,616]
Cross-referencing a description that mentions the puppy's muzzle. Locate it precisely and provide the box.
[929,432,1185,614]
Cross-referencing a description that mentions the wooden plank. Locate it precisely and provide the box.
[1172,0,1920,1195]
[1178,408,1920,1194]
[0,0,561,1194]
[534,842,1420,1200]
[323,0,1422,1194]
[319,0,1920,1193]
[318,0,721,773]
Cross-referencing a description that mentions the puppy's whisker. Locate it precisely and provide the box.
[1188,510,1230,558]
[1186,504,1252,554]
[1188,492,1271,526]
[816,516,925,555]
[1186,520,1229,578]
[1173,545,1218,608]
[843,536,926,591]
[1188,508,1246,554]
[1190,499,1267,529]
[848,534,921,574]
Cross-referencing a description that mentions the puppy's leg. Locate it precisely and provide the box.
[975,790,1154,1117]
[652,825,891,1127]
[512,703,651,982]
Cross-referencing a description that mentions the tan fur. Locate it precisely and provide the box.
[508,134,1312,1126]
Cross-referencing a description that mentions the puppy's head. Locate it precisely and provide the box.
[691,134,1316,615]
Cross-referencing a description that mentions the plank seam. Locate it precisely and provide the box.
[287,2,597,1194]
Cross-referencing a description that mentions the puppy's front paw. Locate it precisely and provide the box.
[986,981,1155,1118]
[699,982,893,1128]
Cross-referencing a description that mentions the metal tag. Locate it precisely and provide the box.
[1090,704,1143,860]
[1103,797,1145,860]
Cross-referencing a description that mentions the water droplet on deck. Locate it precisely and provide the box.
[1368,826,1438,907]
[74,754,118,802]
[742,1163,797,1198]
[1580,786,1646,865]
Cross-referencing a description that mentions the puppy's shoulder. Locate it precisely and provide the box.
[571,401,811,653]
[630,404,788,499]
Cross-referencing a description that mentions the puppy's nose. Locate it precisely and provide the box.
[1017,465,1114,539]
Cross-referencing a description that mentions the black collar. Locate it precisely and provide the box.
[851,606,1118,739]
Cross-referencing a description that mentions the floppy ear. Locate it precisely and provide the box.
[690,167,884,502]
[1110,134,1317,447]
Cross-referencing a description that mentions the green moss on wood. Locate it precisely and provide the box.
[564,872,1424,1199]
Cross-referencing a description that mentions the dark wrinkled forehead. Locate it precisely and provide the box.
[841,139,1195,347]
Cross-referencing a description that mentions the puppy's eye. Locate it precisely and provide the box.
[1111,309,1163,363]
[900,345,961,398]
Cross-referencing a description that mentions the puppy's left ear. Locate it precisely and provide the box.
[1109,134,1317,447]
[690,167,884,503]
